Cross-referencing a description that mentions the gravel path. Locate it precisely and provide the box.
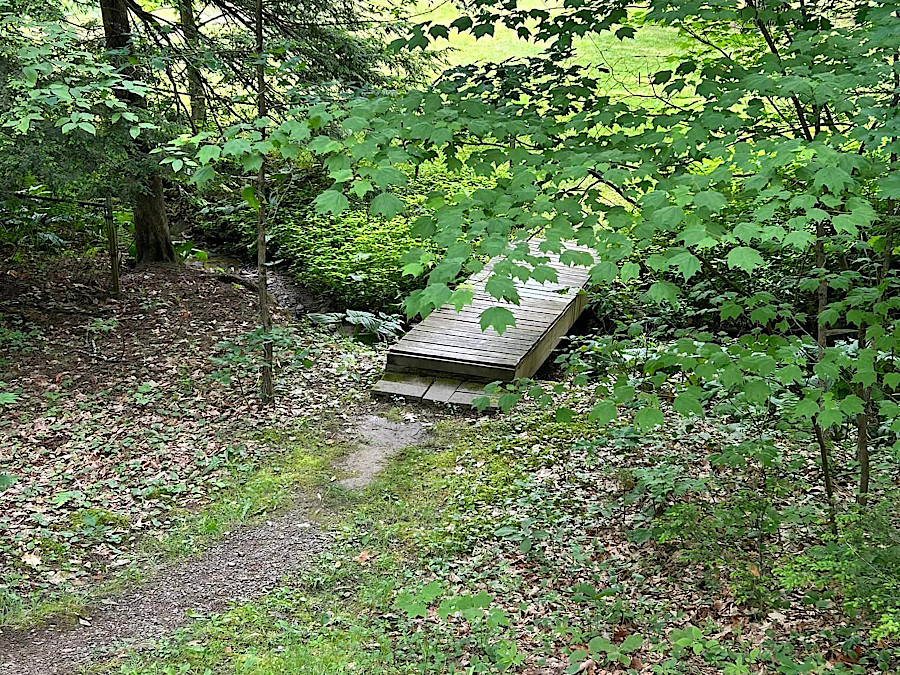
[0,505,329,675]
[0,415,429,675]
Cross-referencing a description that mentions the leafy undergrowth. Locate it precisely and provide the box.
[100,394,899,674]
[0,254,380,626]
[194,158,492,312]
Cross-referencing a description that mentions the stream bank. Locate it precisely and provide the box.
[189,250,332,317]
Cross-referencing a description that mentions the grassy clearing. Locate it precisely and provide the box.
[419,1,686,98]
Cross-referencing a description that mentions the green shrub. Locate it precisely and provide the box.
[194,159,490,312]
[776,500,900,643]
[271,207,421,310]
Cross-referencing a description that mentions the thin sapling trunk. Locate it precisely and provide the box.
[255,0,273,403]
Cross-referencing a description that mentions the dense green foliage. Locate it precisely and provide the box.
[0,0,420,265]
[192,159,490,310]
[195,188,424,310]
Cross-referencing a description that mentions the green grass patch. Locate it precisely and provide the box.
[101,422,462,674]
[144,421,347,562]
[419,1,686,99]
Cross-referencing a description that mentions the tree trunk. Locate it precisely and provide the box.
[99,0,131,55]
[100,0,175,265]
[256,0,273,402]
[177,0,206,130]
[135,173,176,264]
[814,217,837,535]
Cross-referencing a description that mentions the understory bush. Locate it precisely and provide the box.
[271,207,422,311]
[193,160,488,312]
[562,327,900,647]
[0,199,106,258]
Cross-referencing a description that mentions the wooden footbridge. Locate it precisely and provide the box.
[373,239,592,405]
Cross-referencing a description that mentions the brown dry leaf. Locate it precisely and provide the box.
[355,549,372,565]
[47,571,71,585]
[21,552,42,567]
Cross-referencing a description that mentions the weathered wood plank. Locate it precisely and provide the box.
[456,381,489,395]
[372,373,434,400]
[386,353,516,381]
[423,377,463,403]
[434,297,570,313]
[403,326,538,347]
[399,334,534,356]
[378,237,592,395]
[423,311,559,328]
[448,389,484,406]
[515,292,588,379]
[391,340,521,365]
[431,304,567,322]
[407,325,540,345]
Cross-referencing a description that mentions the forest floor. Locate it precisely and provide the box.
[1,415,427,674]
[0,255,441,664]
[0,255,895,675]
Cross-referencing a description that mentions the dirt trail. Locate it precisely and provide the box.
[0,415,428,675]
[337,414,429,488]
[0,506,328,675]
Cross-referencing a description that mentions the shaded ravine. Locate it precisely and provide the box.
[0,415,428,675]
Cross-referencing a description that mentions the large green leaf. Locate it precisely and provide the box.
[693,190,727,212]
[725,246,765,274]
[197,145,221,164]
[588,401,617,425]
[314,190,349,215]
[646,281,679,306]
[479,307,516,335]
[369,192,405,219]
[669,250,702,280]
[634,406,664,431]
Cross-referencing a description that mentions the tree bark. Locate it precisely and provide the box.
[856,381,870,507]
[814,217,837,534]
[134,173,175,264]
[99,0,132,56]
[100,0,175,265]
[256,0,273,403]
[177,0,206,130]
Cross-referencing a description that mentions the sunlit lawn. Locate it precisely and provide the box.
[414,0,688,98]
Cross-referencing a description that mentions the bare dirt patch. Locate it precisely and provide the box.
[336,414,430,488]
